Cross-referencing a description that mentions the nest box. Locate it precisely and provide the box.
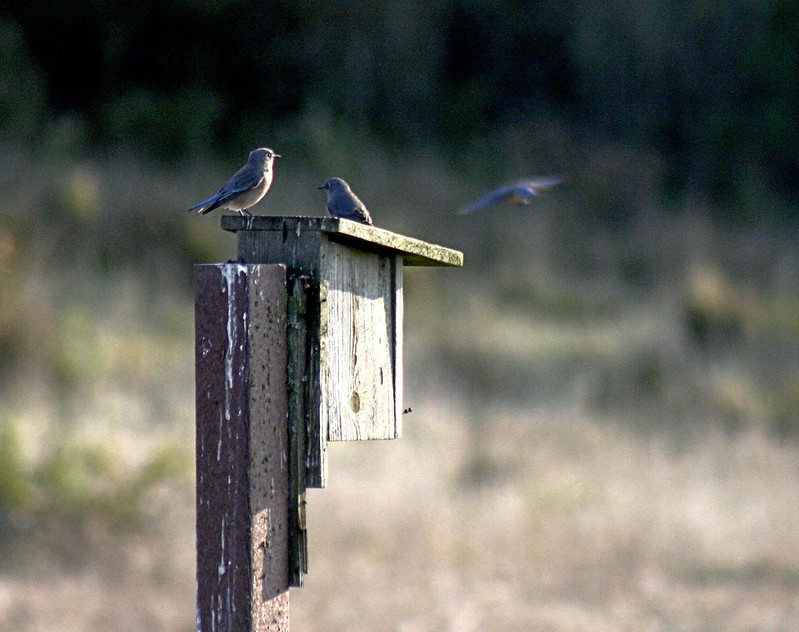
[221,216,463,486]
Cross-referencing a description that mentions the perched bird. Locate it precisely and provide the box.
[456,177,562,214]
[188,148,280,216]
[318,177,373,225]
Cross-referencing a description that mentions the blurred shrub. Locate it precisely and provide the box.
[0,417,190,555]
[682,264,760,352]
[0,20,46,141]
[99,88,222,161]
[771,376,799,439]
[0,223,64,392]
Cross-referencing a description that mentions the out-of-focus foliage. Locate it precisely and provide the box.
[0,417,189,543]
[3,0,799,212]
[0,20,45,141]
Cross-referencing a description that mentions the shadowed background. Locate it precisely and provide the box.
[1,1,799,630]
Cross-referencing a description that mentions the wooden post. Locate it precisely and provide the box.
[195,264,291,632]
[194,216,463,631]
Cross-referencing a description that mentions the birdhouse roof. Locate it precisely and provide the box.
[221,216,463,267]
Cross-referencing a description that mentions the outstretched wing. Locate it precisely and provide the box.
[457,176,563,214]
[512,176,563,193]
[457,184,518,214]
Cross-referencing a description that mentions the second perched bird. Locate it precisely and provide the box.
[319,177,373,225]
[188,147,280,216]
[456,177,562,214]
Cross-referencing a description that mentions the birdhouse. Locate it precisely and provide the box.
[220,215,462,486]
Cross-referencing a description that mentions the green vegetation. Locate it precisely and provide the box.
[0,419,189,534]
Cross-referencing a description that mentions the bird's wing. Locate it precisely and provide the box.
[457,177,563,214]
[513,176,563,192]
[337,208,373,225]
[352,206,373,225]
[456,184,517,214]
[216,167,265,204]
[328,200,373,225]
[348,192,372,224]
[187,163,267,213]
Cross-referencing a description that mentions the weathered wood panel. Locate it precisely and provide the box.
[393,255,404,437]
[246,265,293,619]
[319,242,401,441]
[287,274,327,489]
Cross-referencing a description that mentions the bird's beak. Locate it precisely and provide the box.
[318,185,325,190]
[274,154,282,158]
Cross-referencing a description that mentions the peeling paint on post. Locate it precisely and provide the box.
[195,264,290,632]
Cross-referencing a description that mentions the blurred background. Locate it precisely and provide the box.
[2,1,799,630]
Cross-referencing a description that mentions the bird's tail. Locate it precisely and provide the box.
[187,195,221,214]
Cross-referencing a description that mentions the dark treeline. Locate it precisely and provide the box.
[3,0,799,211]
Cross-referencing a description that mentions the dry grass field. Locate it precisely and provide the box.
[296,407,799,632]
[3,394,799,631]
[1,147,798,630]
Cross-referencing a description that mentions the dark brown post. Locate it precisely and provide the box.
[195,264,290,632]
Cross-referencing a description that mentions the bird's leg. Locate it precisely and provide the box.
[239,209,253,217]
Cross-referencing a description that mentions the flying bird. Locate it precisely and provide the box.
[188,147,280,216]
[456,177,562,214]
[319,177,373,225]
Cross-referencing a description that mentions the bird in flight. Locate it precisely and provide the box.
[456,177,562,214]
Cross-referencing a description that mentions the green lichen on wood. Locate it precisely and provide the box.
[221,215,463,267]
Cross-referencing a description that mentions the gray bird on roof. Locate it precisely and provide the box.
[456,177,562,214]
[319,177,373,225]
[188,147,280,216]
